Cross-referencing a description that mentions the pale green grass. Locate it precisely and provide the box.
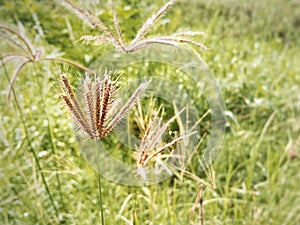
[0,0,299,224]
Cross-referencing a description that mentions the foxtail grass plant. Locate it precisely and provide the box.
[60,0,207,53]
[0,24,95,100]
[60,71,150,224]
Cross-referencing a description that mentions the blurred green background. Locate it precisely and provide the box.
[0,0,299,224]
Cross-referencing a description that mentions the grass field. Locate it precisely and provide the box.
[0,0,300,224]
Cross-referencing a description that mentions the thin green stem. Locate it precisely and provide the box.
[1,56,59,219]
[96,140,105,225]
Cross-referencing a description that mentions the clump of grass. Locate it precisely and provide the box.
[134,97,196,180]
[60,71,150,224]
[0,23,98,220]
[133,104,196,180]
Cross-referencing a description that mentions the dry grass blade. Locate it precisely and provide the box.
[143,131,197,166]
[190,184,204,225]
[135,105,197,180]
[145,108,185,153]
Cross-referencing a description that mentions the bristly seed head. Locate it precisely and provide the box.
[60,0,207,53]
[134,106,196,180]
[60,71,150,140]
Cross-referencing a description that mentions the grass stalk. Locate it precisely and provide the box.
[199,185,204,225]
[96,140,105,225]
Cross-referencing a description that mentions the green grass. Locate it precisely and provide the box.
[0,0,300,224]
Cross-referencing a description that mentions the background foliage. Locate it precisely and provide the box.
[0,0,299,224]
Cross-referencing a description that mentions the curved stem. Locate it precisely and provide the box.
[38,57,96,74]
[8,59,30,100]
[0,53,31,67]
[0,52,31,60]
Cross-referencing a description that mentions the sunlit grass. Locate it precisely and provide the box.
[0,0,299,224]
